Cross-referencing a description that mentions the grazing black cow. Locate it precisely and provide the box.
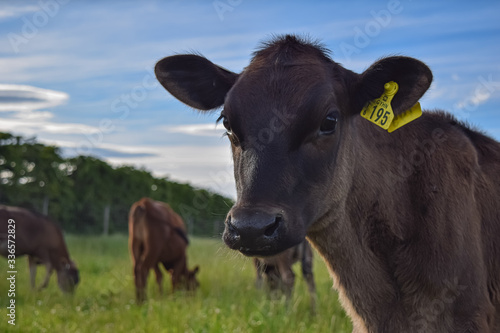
[155,35,500,332]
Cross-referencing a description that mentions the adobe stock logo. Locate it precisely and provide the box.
[339,0,403,62]
[7,0,71,54]
[213,0,243,21]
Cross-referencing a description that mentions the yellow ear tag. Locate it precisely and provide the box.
[387,102,422,133]
[360,81,398,130]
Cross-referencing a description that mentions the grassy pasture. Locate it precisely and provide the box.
[1,235,352,332]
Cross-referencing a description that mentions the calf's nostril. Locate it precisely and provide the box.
[264,214,282,237]
[226,216,239,233]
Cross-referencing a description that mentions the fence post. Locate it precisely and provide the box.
[213,219,221,237]
[103,204,110,236]
[42,195,49,215]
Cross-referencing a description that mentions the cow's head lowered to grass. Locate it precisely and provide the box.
[154,35,431,257]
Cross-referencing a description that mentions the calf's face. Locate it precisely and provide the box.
[155,37,431,257]
[217,61,349,256]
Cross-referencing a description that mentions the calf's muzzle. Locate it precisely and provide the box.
[223,206,284,256]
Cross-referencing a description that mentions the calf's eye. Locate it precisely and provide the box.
[217,114,232,135]
[320,114,338,135]
[223,118,232,134]
[217,113,240,146]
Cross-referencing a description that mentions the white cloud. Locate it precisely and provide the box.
[104,143,236,198]
[0,5,39,20]
[470,91,491,106]
[455,87,493,110]
[0,83,91,136]
[0,117,100,136]
[0,84,69,112]
[162,123,226,137]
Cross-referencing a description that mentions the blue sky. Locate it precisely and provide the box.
[1,0,500,198]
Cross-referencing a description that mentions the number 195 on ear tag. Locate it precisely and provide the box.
[360,81,398,130]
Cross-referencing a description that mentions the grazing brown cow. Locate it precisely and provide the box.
[155,35,500,332]
[0,205,79,293]
[129,197,199,303]
[254,240,316,310]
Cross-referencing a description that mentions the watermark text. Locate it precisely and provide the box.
[6,218,17,326]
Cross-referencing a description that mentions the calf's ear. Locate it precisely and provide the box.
[155,54,239,111]
[356,56,432,116]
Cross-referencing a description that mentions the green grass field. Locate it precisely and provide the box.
[1,235,352,332]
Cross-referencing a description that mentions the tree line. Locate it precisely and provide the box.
[0,132,233,237]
